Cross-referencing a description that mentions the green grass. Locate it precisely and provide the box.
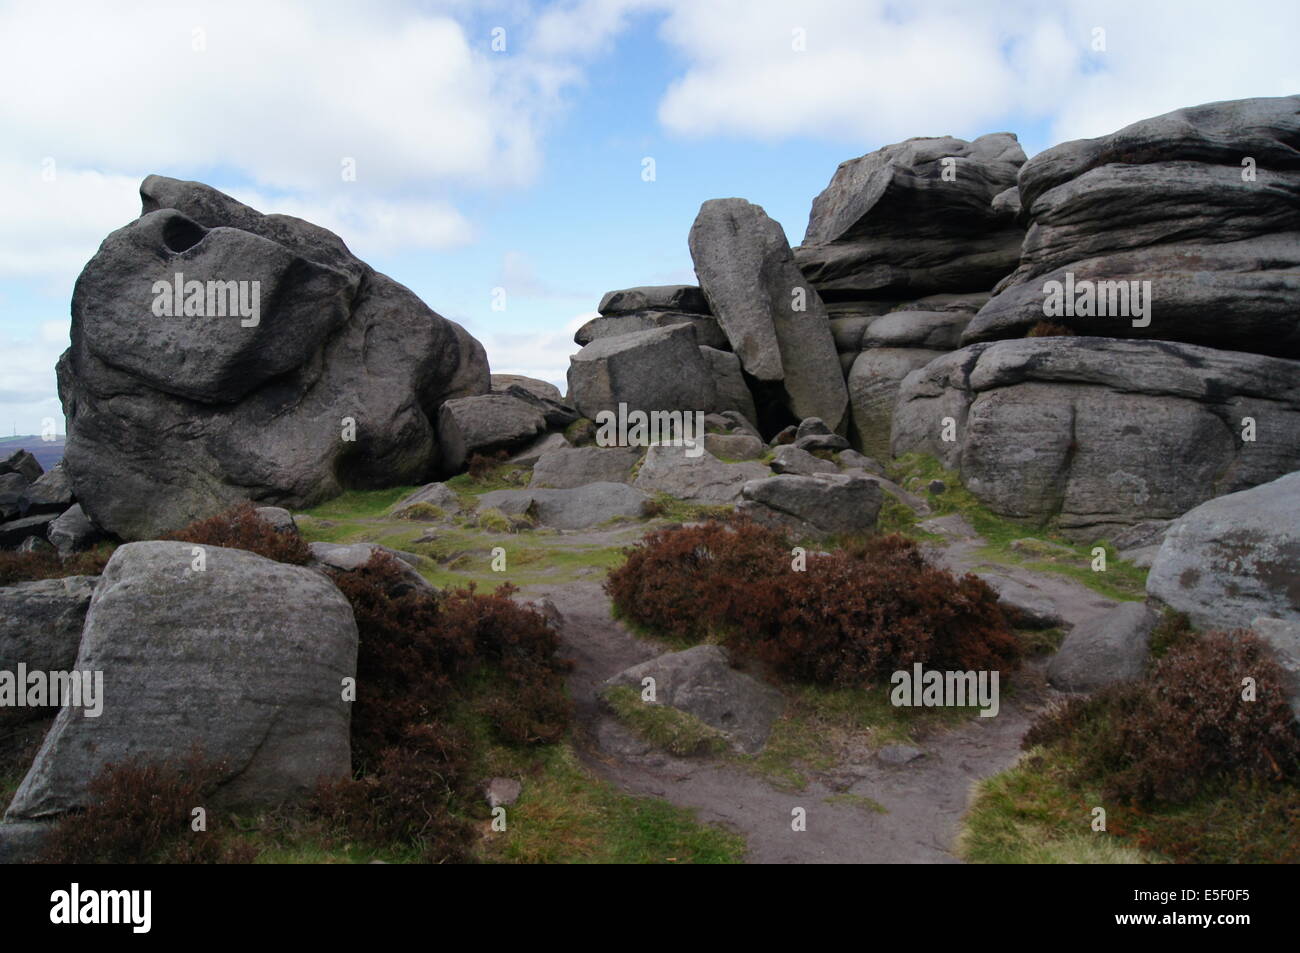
[823,793,888,814]
[300,485,421,520]
[643,493,734,524]
[887,453,1148,601]
[602,686,729,757]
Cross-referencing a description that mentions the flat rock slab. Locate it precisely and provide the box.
[633,445,769,504]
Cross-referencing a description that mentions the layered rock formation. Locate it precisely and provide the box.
[59,175,491,539]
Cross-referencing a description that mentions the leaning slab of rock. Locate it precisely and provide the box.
[59,175,489,540]
[0,575,97,721]
[477,482,650,529]
[1047,602,1158,691]
[603,645,784,754]
[436,392,548,474]
[892,337,1300,537]
[689,198,848,430]
[632,445,768,504]
[1146,472,1300,630]
[567,323,716,421]
[738,473,882,537]
[46,504,103,557]
[530,445,643,489]
[575,311,728,350]
[5,542,357,819]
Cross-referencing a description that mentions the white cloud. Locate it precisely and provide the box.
[480,310,594,392]
[651,0,1300,151]
[0,320,70,434]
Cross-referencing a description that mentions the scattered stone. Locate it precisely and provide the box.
[1047,602,1158,692]
[603,645,784,754]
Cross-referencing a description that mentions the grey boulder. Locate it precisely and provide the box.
[5,541,358,819]
[436,392,549,474]
[738,473,883,537]
[598,285,710,316]
[567,323,716,420]
[0,575,98,721]
[1047,602,1158,691]
[530,445,643,489]
[46,504,103,556]
[633,445,768,504]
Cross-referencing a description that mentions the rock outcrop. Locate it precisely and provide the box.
[892,337,1300,537]
[963,95,1300,357]
[58,175,490,539]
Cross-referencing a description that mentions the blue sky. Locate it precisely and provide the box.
[2,0,1297,435]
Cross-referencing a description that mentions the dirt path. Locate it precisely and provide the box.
[518,512,1121,864]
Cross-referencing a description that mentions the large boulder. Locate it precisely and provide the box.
[698,346,758,423]
[688,198,848,431]
[19,465,75,516]
[794,133,1026,302]
[1146,472,1300,630]
[59,175,489,540]
[436,392,548,474]
[603,645,784,754]
[632,445,768,504]
[4,542,358,819]
[530,445,643,489]
[0,450,43,483]
[1047,602,1158,691]
[46,504,103,557]
[738,473,883,537]
[892,338,1300,538]
[964,96,1300,358]
[0,576,98,722]
[567,323,716,420]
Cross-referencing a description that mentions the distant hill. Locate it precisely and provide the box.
[0,434,65,472]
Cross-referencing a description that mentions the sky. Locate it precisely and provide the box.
[1,0,1297,436]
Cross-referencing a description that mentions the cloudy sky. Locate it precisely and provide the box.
[1,0,1297,435]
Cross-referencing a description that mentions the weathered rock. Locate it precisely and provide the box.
[738,473,883,537]
[19,465,75,516]
[575,311,728,350]
[795,133,1026,301]
[603,645,784,754]
[702,433,766,461]
[46,504,103,557]
[308,541,432,595]
[567,323,716,421]
[483,777,523,809]
[965,96,1300,358]
[632,445,768,504]
[688,198,848,430]
[490,374,562,403]
[719,410,762,439]
[436,393,548,474]
[770,444,838,476]
[253,505,298,533]
[504,431,571,467]
[862,311,972,350]
[0,514,57,549]
[977,572,1065,629]
[530,445,643,489]
[4,542,357,819]
[877,744,924,765]
[1048,602,1158,691]
[699,346,758,423]
[1251,617,1300,719]
[848,348,947,459]
[477,482,650,529]
[0,450,42,483]
[892,338,1300,537]
[488,383,580,431]
[0,473,28,521]
[0,821,53,864]
[1146,472,1300,630]
[390,483,460,519]
[0,576,98,721]
[59,175,489,540]
[837,449,886,476]
[598,285,710,316]
[793,433,850,453]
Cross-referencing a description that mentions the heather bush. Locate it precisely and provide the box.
[0,547,110,585]
[606,519,1020,686]
[1025,629,1300,805]
[39,751,255,864]
[164,502,310,565]
[1026,321,1075,337]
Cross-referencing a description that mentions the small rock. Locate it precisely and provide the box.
[254,506,298,534]
[795,417,833,439]
[484,777,522,809]
[877,744,924,765]
[793,433,850,453]
[927,479,947,495]
[1048,602,1157,692]
[770,444,838,476]
[769,425,797,446]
